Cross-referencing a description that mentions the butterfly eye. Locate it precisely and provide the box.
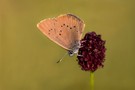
[73,26,76,28]
[70,27,72,29]
[63,24,65,26]
[67,25,69,27]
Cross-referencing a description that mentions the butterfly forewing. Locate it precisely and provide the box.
[37,18,69,49]
[37,14,85,50]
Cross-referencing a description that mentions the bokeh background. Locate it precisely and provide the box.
[0,0,135,90]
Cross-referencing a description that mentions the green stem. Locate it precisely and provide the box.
[90,72,94,90]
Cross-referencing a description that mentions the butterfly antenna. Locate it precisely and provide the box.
[57,52,68,63]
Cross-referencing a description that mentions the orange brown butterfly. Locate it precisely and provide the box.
[37,14,85,62]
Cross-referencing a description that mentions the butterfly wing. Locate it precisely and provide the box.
[37,14,85,50]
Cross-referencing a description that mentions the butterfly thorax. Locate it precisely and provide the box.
[68,41,80,56]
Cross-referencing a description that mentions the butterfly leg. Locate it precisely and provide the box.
[77,54,83,57]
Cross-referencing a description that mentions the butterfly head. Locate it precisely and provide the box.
[68,41,80,56]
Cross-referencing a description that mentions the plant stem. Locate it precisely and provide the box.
[90,72,94,90]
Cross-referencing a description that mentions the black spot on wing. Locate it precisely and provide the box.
[60,30,62,32]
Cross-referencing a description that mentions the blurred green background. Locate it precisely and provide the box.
[0,0,135,90]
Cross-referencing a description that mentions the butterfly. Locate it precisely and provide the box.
[37,14,85,62]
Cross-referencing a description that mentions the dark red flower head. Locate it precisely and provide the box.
[77,32,106,72]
